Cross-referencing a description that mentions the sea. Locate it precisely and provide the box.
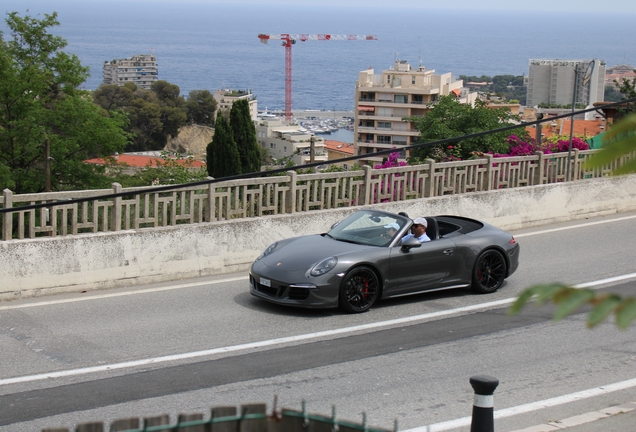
[2,1,636,114]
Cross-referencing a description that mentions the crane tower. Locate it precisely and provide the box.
[258,33,377,120]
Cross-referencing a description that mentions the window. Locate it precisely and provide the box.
[387,75,391,84]
[412,76,416,84]
[377,121,391,129]
[270,143,276,149]
[377,136,391,144]
[378,107,392,116]
[394,94,408,104]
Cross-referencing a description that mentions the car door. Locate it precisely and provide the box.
[385,238,462,296]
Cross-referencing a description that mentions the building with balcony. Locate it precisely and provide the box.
[526,59,606,109]
[102,54,158,90]
[214,89,258,121]
[354,60,476,165]
[254,117,327,167]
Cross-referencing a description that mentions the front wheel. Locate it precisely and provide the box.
[471,249,507,294]
[339,266,379,313]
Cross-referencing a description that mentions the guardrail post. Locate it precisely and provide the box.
[534,151,545,185]
[206,177,215,222]
[469,375,499,432]
[2,189,13,241]
[286,170,297,214]
[572,148,581,180]
[362,165,372,205]
[484,154,494,191]
[111,183,122,232]
[425,159,436,197]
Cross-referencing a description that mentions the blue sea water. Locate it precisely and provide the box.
[2,1,635,111]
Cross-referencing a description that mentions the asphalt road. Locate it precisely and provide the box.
[1,211,636,431]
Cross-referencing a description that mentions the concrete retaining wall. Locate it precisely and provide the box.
[2,174,636,301]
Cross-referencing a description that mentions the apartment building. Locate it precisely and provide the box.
[214,89,258,121]
[526,59,605,108]
[255,117,327,167]
[102,54,158,89]
[354,60,476,165]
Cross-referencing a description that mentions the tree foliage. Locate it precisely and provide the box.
[407,96,524,162]
[94,81,216,152]
[207,114,240,178]
[0,11,128,193]
[230,99,261,174]
[186,90,217,126]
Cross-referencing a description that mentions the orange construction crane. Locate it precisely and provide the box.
[258,33,378,120]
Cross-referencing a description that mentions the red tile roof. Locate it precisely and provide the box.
[324,140,354,155]
[85,154,206,168]
[524,118,605,140]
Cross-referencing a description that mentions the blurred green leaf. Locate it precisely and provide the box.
[616,298,636,329]
[585,114,636,173]
[587,295,622,328]
[553,289,595,321]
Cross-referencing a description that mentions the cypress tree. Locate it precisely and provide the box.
[208,114,241,178]
[230,99,261,174]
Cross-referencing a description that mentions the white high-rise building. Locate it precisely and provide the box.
[526,59,606,108]
[102,54,158,90]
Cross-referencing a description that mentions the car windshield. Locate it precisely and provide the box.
[327,210,408,247]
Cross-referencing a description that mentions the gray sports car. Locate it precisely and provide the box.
[249,209,519,313]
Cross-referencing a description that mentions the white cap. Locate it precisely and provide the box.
[383,223,400,230]
[412,217,428,227]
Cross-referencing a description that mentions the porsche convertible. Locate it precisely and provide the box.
[249,209,519,313]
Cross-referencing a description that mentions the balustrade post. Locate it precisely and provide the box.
[534,151,545,185]
[2,189,13,241]
[286,170,297,214]
[425,159,436,197]
[111,183,122,232]
[484,154,494,191]
[362,165,372,205]
[572,149,580,180]
[205,177,214,222]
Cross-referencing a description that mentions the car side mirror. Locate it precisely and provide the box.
[400,237,422,252]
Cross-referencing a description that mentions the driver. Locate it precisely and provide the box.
[402,217,431,242]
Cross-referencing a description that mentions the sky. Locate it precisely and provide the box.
[4,0,636,14]
[111,0,636,13]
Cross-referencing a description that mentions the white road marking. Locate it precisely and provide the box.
[1,272,635,387]
[0,276,247,311]
[513,214,636,238]
[405,378,636,431]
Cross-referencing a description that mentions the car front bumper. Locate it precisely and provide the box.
[249,267,344,309]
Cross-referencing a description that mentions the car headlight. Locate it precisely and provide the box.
[310,257,338,276]
[256,242,278,260]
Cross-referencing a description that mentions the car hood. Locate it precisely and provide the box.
[261,234,376,271]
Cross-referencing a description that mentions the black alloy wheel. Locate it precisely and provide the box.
[339,266,379,313]
[471,249,507,294]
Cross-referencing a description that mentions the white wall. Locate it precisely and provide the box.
[2,174,636,301]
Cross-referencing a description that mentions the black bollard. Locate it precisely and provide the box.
[469,375,499,432]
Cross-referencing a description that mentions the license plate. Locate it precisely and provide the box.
[260,277,271,287]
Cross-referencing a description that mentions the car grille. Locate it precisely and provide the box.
[252,276,311,300]
[288,287,310,300]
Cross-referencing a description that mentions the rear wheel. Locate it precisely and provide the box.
[471,249,507,294]
[339,266,379,313]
